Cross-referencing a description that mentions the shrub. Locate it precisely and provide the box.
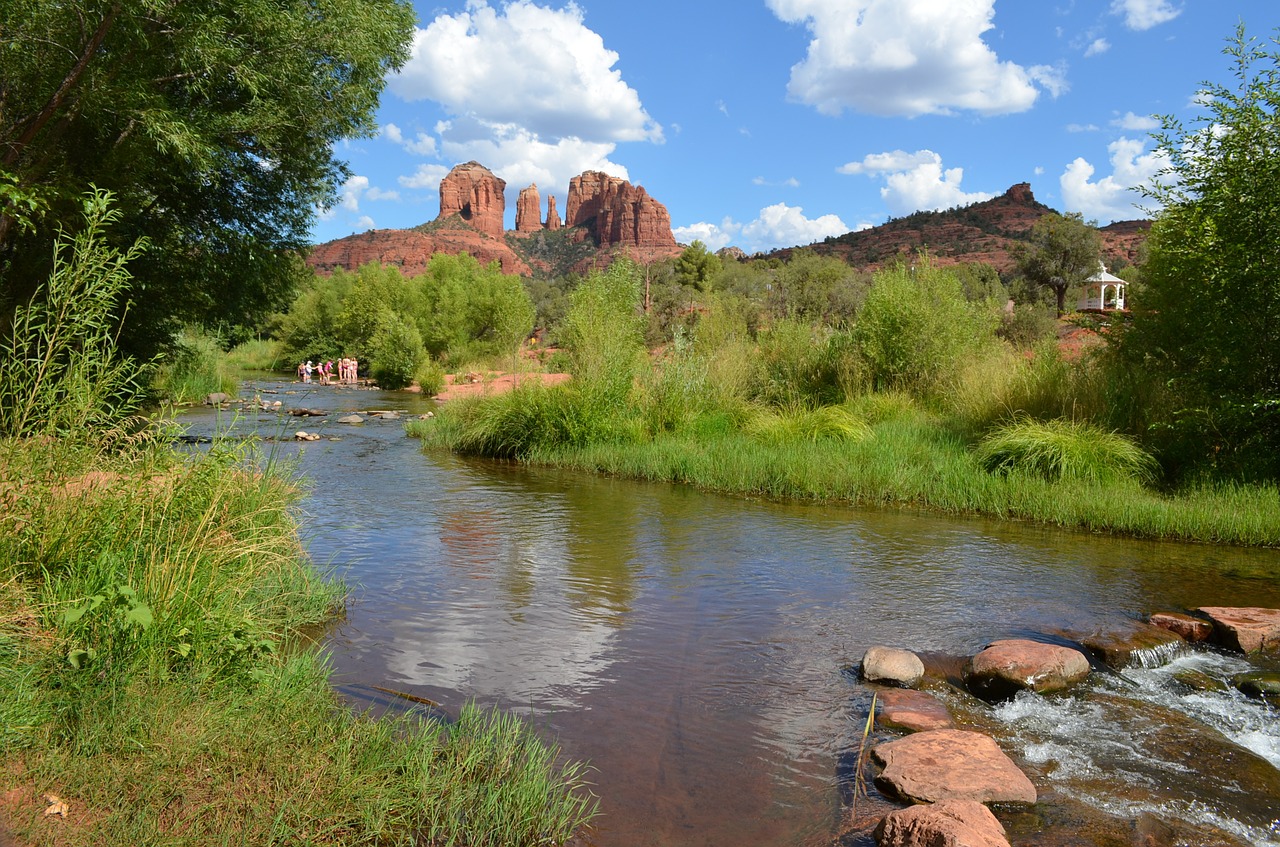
[369,310,424,390]
[744,403,873,444]
[0,188,149,440]
[415,357,447,396]
[854,259,997,397]
[154,326,237,405]
[975,416,1158,484]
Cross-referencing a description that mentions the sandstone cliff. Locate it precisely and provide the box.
[545,195,562,230]
[307,227,531,278]
[438,162,506,239]
[515,184,542,233]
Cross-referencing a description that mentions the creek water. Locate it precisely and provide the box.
[183,378,1280,847]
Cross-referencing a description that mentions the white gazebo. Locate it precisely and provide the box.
[1077,262,1126,311]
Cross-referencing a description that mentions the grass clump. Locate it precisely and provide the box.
[975,416,1159,485]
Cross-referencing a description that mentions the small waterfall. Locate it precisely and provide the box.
[987,647,1280,846]
[1125,637,1191,669]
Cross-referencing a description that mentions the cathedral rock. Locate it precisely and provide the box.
[563,170,677,253]
[515,184,542,233]
[437,161,506,239]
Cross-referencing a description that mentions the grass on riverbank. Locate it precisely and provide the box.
[408,385,1280,547]
[0,437,597,845]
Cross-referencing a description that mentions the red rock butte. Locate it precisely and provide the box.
[308,161,680,279]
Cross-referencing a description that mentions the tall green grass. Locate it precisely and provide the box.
[974,416,1159,485]
[153,326,239,405]
[1,189,597,845]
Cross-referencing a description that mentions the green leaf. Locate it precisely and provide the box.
[67,647,96,669]
[124,603,153,630]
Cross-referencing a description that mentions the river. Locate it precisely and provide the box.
[183,378,1280,846]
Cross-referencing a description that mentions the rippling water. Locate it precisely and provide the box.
[184,379,1280,846]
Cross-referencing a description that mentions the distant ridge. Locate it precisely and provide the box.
[768,184,1149,273]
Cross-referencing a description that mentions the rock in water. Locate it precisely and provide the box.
[1148,611,1213,642]
[862,645,925,688]
[872,729,1037,805]
[966,639,1090,701]
[1197,606,1280,653]
[875,799,1011,847]
[875,688,954,733]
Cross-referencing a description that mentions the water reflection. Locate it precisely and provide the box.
[181,381,1280,847]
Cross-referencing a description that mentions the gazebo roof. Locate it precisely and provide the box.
[1087,262,1125,284]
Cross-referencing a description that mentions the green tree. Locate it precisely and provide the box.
[1118,25,1280,477]
[0,0,416,356]
[1014,213,1102,316]
[673,240,722,292]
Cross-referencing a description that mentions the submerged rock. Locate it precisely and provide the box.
[1233,672,1280,704]
[1077,622,1186,669]
[862,646,926,688]
[875,799,1010,847]
[1197,606,1280,653]
[1170,668,1228,693]
[872,729,1037,805]
[337,414,364,424]
[1148,612,1213,643]
[966,639,1090,701]
[875,688,954,733]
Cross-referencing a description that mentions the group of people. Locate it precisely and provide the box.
[296,357,359,385]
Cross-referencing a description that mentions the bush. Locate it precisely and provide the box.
[369,311,424,390]
[975,416,1158,484]
[154,326,237,405]
[415,357,446,396]
[854,259,997,397]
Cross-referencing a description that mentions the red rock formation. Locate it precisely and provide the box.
[875,689,954,733]
[307,228,530,278]
[438,162,506,239]
[515,184,542,233]
[566,170,678,255]
[545,195,561,230]
[1197,606,1280,653]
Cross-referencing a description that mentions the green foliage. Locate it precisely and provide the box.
[755,319,861,406]
[998,302,1058,349]
[559,258,646,408]
[0,0,416,358]
[224,338,284,372]
[744,404,873,444]
[415,357,447,396]
[674,240,723,291]
[1014,212,1102,315]
[768,250,868,325]
[275,269,355,364]
[975,416,1159,485]
[854,260,997,396]
[1117,25,1280,479]
[0,189,148,439]
[368,310,424,390]
[153,326,237,405]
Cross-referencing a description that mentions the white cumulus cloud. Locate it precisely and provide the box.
[675,203,848,253]
[839,150,993,217]
[1060,136,1168,222]
[383,123,438,156]
[389,1,661,144]
[1110,0,1181,31]
[766,0,1054,117]
[1084,38,1111,58]
[1112,111,1160,131]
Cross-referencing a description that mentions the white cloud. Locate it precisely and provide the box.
[1060,136,1168,222]
[766,0,1052,117]
[319,175,395,225]
[1113,111,1159,131]
[753,176,801,187]
[675,203,848,253]
[355,215,375,230]
[1110,0,1181,31]
[1067,123,1100,133]
[389,1,661,144]
[434,120,629,207]
[398,164,451,190]
[1084,38,1111,58]
[839,149,993,217]
[383,123,439,156]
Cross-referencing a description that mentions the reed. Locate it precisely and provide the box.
[974,415,1159,485]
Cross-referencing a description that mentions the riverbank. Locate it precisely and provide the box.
[0,435,596,845]
[408,385,1280,548]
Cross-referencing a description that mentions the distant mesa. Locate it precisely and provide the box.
[308,161,680,279]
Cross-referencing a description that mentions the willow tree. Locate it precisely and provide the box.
[1118,25,1280,478]
[0,0,416,356]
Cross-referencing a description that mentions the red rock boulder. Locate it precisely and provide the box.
[966,639,1090,701]
[1198,606,1280,653]
[1148,612,1213,643]
[875,799,1011,847]
[862,646,926,688]
[876,688,954,733]
[872,729,1037,805]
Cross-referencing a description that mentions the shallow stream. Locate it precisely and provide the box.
[182,378,1280,846]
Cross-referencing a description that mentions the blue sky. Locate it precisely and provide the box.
[314,0,1277,254]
